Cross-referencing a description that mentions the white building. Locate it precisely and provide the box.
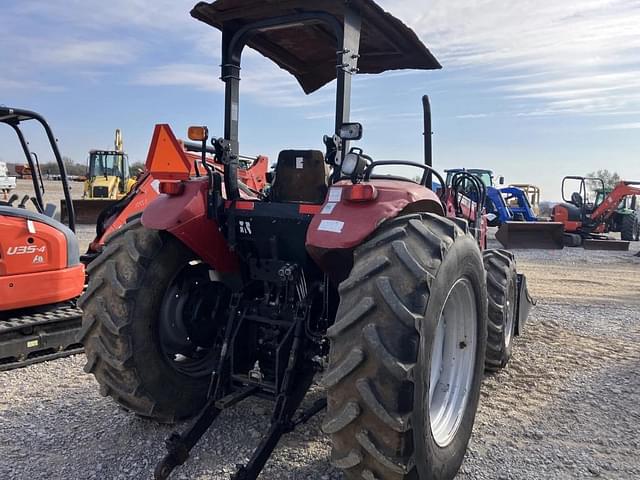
[0,162,17,191]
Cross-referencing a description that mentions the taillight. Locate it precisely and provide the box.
[159,181,185,196]
[345,184,378,202]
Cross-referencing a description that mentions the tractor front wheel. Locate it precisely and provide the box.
[621,213,638,241]
[483,249,518,371]
[324,213,487,480]
[78,219,230,422]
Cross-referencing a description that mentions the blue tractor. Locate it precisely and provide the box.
[500,186,538,222]
[445,169,564,248]
[444,168,536,226]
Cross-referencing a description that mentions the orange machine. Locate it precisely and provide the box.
[552,176,640,248]
[0,107,85,370]
[83,124,269,261]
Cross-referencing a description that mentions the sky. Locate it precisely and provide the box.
[1,0,639,201]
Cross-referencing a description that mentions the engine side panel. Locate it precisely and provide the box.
[552,203,582,232]
[1,215,69,276]
[1,265,84,310]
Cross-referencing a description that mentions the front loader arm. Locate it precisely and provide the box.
[591,181,640,223]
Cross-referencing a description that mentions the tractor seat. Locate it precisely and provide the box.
[571,192,583,208]
[270,150,328,204]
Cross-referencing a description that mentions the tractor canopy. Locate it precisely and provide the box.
[191,0,441,94]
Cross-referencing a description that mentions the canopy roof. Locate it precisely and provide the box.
[191,0,441,94]
[0,107,39,125]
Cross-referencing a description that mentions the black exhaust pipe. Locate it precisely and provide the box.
[422,95,432,187]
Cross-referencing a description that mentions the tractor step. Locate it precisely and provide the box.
[0,305,83,371]
[583,239,630,251]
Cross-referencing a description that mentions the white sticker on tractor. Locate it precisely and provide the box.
[321,202,337,214]
[27,220,36,234]
[239,220,252,235]
[296,157,304,169]
[318,220,344,233]
[328,187,342,202]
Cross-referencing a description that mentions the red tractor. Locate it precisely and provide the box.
[79,1,533,479]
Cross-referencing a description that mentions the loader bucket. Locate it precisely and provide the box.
[61,199,117,225]
[495,221,565,249]
[583,239,630,251]
[515,273,535,335]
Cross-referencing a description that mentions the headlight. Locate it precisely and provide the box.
[341,152,360,176]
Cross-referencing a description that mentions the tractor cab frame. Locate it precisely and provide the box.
[189,0,440,203]
[0,107,76,230]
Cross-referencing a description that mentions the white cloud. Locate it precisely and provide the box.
[12,0,196,32]
[41,40,138,65]
[598,122,640,130]
[132,61,333,109]
[133,63,221,92]
[0,78,63,92]
[456,113,493,119]
[379,0,640,116]
[4,0,640,120]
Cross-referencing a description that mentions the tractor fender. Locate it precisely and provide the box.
[306,180,443,279]
[142,178,239,273]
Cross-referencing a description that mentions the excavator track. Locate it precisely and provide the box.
[0,304,83,372]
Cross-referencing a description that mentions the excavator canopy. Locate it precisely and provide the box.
[191,0,441,94]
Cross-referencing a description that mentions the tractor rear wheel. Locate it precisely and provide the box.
[78,219,230,422]
[483,249,518,372]
[324,213,487,480]
[621,213,638,241]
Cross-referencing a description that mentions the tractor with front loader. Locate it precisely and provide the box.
[444,168,564,249]
[594,187,639,241]
[61,130,137,224]
[509,184,541,217]
[79,1,534,479]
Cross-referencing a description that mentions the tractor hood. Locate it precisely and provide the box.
[191,0,441,94]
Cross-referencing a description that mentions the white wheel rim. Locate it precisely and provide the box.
[429,278,478,448]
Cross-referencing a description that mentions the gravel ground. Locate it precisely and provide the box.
[1,207,639,478]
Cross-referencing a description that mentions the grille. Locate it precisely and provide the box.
[92,186,109,198]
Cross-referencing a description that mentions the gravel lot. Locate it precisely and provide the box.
[2,183,639,479]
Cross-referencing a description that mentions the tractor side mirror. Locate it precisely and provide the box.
[188,126,209,142]
[499,176,505,185]
[339,122,363,140]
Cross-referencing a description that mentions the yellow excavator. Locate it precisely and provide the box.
[61,129,137,224]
